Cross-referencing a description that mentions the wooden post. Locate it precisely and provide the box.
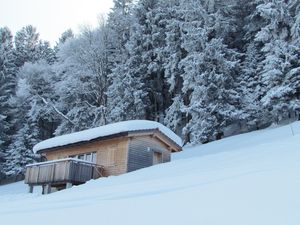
[28,185,34,193]
[66,182,73,189]
[43,184,51,194]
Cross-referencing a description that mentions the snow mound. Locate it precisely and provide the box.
[33,120,182,153]
[173,121,300,160]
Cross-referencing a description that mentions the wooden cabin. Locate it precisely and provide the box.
[25,120,182,194]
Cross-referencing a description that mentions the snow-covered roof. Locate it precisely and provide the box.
[33,120,182,153]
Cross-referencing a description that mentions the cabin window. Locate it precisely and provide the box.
[78,154,85,160]
[69,152,97,163]
[92,152,97,163]
[86,153,92,162]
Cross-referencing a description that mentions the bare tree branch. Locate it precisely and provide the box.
[37,94,75,125]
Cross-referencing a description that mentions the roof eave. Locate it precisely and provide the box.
[36,129,182,154]
[36,131,130,154]
[128,129,182,152]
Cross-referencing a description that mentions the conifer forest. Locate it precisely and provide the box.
[1,0,300,177]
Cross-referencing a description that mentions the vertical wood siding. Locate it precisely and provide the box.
[45,137,129,177]
[25,160,101,185]
[127,136,171,173]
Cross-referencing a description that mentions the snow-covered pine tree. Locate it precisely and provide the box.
[162,0,183,93]
[163,0,190,135]
[144,0,175,121]
[130,0,170,121]
[254,0,297,123]
[5,61,58,175]
[36,40,56,64]
[0,108,8,177]
[107,0,133,65]
[164,95,185,136]
[108,0,169,122]
[53,29,75,55]
[285,0,300,120]
[57,29,74,45]
[107,63,147,122]
[14,25,40,68]
[106,0,143,123]
[5,122,39,175]
[0,150,5,179]
[178,0,242,144]
[0,27,17,174]
[238,42,270,130]
[234,0,271,130]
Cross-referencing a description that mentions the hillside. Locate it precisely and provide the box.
[2,1,300,176]
[0,122,300,225]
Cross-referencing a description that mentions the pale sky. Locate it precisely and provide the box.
[0,0,114,46]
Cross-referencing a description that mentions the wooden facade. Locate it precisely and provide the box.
[127,135,171,172]
[44,136,129,176]
[25,128,181,194]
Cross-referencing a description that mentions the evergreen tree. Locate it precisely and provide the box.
[5,122,39,175]
[107,0,145,123]
[238,42,270,130]
[254,0,297,122]
[37,40,56,64]
[54,29,75,54]
[178,0,242,144]
[5,61,57,175]
[163,0,188,134]
[14,25,40,67]
[107,63,147,122]
[107,0,133,65]
[0,150,5,179]
[181,38,241,144]
[164,95,185,136]
[58,29,74,45]
[108,0,166,122]
[110,0,174,122]
[286,0,300,119]
[0,27,17,174]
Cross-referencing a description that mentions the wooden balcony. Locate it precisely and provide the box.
[25,158,103,193]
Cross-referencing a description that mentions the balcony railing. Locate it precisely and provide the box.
[25,158,104,186]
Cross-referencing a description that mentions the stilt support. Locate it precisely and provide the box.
[66,182,73,189]
[43,184,51,194]
[28,185,34,193]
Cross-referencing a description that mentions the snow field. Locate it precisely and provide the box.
[0,122,300,225]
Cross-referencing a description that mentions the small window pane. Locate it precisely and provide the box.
[92,152,97,163]
[86,153,92,162]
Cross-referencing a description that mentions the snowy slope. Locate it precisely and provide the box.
[1,122,300,225]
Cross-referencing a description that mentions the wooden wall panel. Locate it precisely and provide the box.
[44,137,129,177]
[127,136,171,173]
[25,160,99,185]
[54,161,68,182]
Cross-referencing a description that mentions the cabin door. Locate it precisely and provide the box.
[153,152,163,165]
